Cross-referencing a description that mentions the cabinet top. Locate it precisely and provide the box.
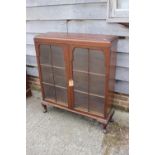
[34,32,118,46]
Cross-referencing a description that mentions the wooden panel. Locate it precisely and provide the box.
[26,21,67,33]
[117,38,129,53]
[26,0,107,7]
[26,44,36,56]
[27,3,107,20]
[26,66,38,77]
[115,81,129,94]
[117,53,129,67]
[26,55,37,66]
[115,67,129,81]
[68,20,129,36]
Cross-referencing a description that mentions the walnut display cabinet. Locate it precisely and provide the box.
[34,32,118,132]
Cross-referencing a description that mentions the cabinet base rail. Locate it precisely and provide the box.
[41,100,114,133]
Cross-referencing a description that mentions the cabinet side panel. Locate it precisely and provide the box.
[108,40,118,114]
[34,41,45,99]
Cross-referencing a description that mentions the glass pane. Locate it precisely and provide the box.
[40,45,52,65]
[73,48,88,71]
[117,0,129,9]
[89,49,105,74]
[51,46,65,67]
[40,44,67,105]
[74,91,88,112]
[41,66,54,84]
[54,68,67,87]
[73,72,88,92]
[89,74,105,96]
[89,96,104,116]
[56,87,67,105]
[43,84,56,101]
[73,48,105,115]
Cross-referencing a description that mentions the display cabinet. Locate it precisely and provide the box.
[34,32,118,132]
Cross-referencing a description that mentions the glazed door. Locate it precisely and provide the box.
[71,47,106,116]
[39,44,68,106]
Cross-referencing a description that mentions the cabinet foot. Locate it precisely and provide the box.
[110,118,114,123]
[103,124,108,134]
[42,104,47,113]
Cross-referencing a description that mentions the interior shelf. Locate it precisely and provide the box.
[42,82,67,89]
[73,69,105,77]
[40,64,65,70]
[74,89,105,98]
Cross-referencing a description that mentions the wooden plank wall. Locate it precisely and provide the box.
[26,0,129,94]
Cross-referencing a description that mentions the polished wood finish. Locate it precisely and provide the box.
[34,32,118,132]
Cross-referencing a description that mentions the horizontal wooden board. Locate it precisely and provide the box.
[26,44,36,55]
[26,62,128,82]
[115,67,129,81]
[26,0,107,7]
[26,21,67,33]
[27,3,107,20]
[115,81,129,94]
[26,33,129,53]
[68,20,129,36]
[116,53,129,67]
[26,55,37,66]
[117,37,129,53]
[26,66,38,77]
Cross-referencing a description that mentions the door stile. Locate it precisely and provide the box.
[68,46,75,109]
[34,42,45,99]
[64,45,73,109]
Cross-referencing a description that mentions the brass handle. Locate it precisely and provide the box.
[69,80,74,86]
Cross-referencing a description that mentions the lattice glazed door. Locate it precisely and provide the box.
[72,48,106,116]
[39,44,68,106]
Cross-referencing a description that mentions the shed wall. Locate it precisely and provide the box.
[26,0,129,94]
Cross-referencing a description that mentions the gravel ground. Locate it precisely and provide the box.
[26,91,129,155]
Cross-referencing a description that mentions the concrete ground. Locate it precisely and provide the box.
[27,91,129,155]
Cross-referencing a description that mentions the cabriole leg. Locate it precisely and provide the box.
[42,104,47,113]
[103,124,108,134]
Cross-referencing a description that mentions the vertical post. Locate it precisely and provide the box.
[103,47,111,118]
[34,41,45,99]
[64,45,74,109]
[87,48,90,112]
